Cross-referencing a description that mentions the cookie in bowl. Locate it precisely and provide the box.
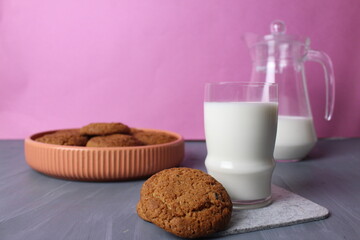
[132,131,177,145]
[35,129,88,146]
[86,134,144,147]
[80,122,130,136]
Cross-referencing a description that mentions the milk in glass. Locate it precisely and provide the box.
[204,102,278,202]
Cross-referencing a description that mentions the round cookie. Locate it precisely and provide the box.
[35,129,88,146]
[137,167,232,238]
[86,134,144,147]
[80,122,130,136]
[132,131,177,145]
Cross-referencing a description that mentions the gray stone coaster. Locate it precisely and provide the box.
[212,185,330,237]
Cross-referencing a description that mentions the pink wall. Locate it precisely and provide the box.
[1,0,359,139]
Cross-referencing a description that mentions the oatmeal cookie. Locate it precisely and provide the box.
[35,129,88,146]
[133,131,177,145]
[86,134,144,147]
[137,167,232,238]
[80,122,130,136]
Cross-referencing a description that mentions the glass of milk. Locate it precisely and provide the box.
[204,82,278,209]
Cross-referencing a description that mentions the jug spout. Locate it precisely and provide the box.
[243,32,259,49]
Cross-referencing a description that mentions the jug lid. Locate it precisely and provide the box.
[247,20,310,46]
[246,20,310,61]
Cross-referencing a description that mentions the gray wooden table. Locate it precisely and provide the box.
[1,138,360,240]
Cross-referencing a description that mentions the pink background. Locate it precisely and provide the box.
[1,0,359,139]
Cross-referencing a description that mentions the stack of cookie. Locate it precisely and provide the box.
[35,122,177,147]
[137,167,233,238]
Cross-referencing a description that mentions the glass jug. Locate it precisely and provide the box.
[245,20,335,162]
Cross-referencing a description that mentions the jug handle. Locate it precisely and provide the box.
[306,50,335,121]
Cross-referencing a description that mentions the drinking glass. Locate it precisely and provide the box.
[204,82,278,209]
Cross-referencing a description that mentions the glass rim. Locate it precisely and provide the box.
[205,81,277,87]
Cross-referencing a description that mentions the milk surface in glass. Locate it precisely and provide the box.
[204,101,278,202]
[274,116,317,161]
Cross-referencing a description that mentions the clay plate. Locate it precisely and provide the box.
[24,129,184,181]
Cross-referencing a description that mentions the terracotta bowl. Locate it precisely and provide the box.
[24,129,185,181]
